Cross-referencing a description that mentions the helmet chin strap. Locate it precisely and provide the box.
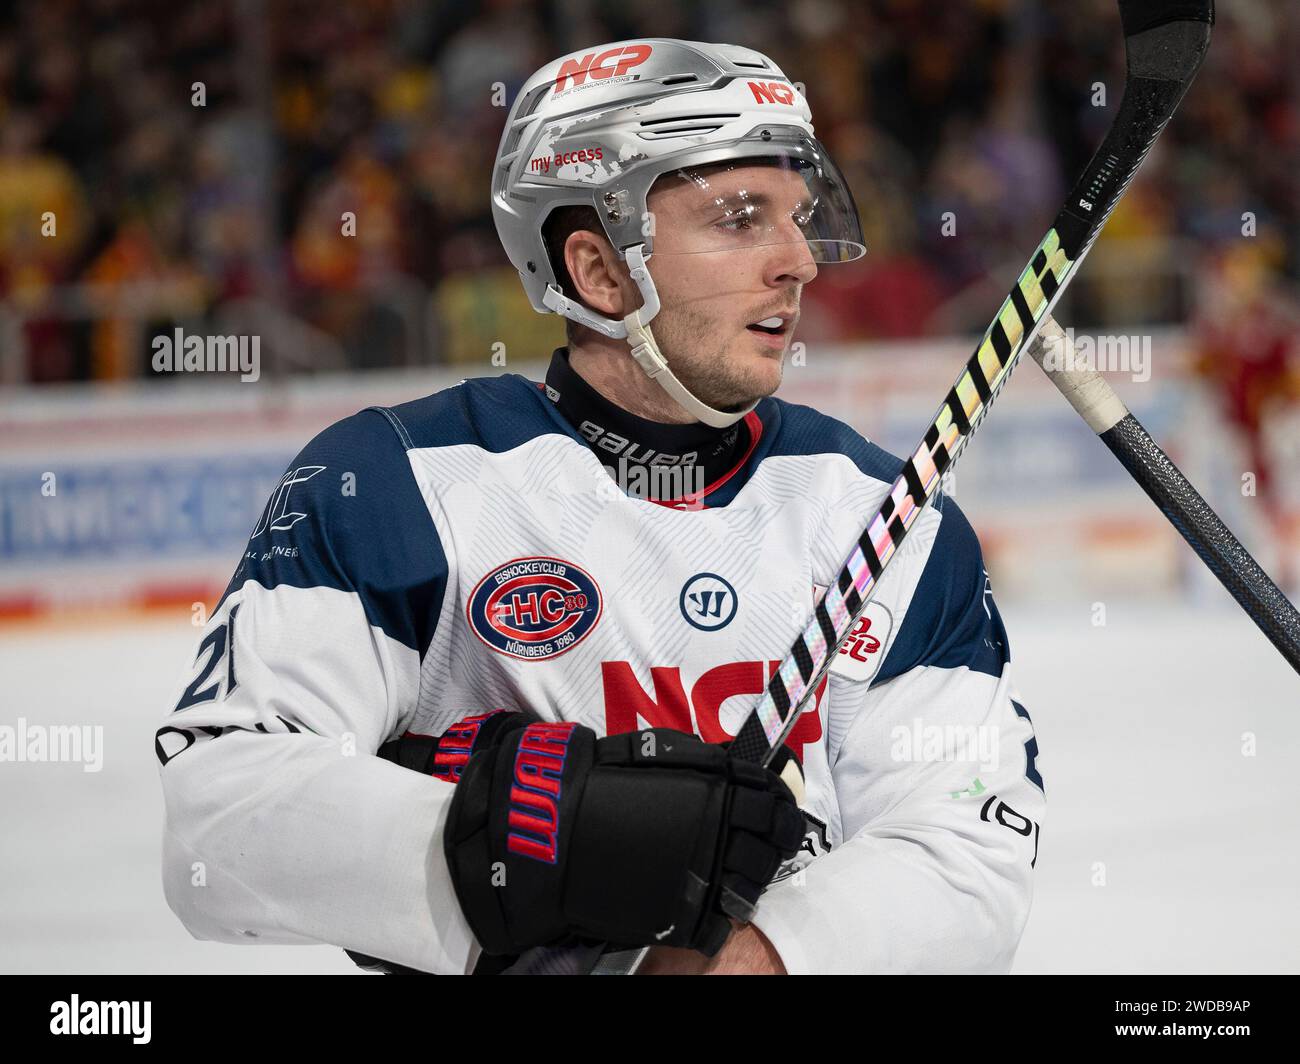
[541,244,759,430]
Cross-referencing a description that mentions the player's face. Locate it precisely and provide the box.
[644,164,819,412]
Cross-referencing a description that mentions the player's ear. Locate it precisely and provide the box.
[565,229,635,319]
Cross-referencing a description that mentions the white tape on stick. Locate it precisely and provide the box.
[1029,317,1130,435]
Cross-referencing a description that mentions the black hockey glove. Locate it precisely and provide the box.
[443,723,804,958]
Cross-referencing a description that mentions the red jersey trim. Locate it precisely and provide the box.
[649,409,764,510]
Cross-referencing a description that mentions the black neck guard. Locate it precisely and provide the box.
[542,347,751,502]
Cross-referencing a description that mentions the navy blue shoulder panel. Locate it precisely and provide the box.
[381,373,577,453]
[220,407,447,656]
[706,397,908,506]
[730,396,906,502]
[767,397,907,482]
[876,496,1011,684]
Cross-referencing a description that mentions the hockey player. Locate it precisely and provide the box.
[157,39,1044,975]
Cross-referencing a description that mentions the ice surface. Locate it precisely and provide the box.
[0,617,360,973]
[1007,598,1300,974]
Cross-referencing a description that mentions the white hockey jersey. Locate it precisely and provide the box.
[157,351,1045,974]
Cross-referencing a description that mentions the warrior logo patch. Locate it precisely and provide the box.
[467,556,602,661]
[679,572,738,631]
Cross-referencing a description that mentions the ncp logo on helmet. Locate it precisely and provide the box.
[553,44,654,95]
[492,38,866,428]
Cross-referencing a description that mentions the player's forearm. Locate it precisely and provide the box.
[748,827,1029,967]
[751,825,1034,974]
[638,921,787,974]
[160,729,477,974]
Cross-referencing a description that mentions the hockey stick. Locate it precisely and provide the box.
[1030,317,1300,674]
[508,0,1215,976]
[724,0,1214,769]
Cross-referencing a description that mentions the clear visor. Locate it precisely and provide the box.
[644,134,865,263]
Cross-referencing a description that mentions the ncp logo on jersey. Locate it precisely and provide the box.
[467,556,602,661]
[679,572,738,631]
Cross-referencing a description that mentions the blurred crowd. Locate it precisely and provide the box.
[0,0,1296,385]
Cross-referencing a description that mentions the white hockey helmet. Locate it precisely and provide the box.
[491,38,866,427]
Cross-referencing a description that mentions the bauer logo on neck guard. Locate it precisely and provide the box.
[468,557,603,661]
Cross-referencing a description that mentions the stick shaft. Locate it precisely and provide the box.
[1102,416,1300,672]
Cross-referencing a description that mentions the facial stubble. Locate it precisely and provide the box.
[651,302,785,414]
